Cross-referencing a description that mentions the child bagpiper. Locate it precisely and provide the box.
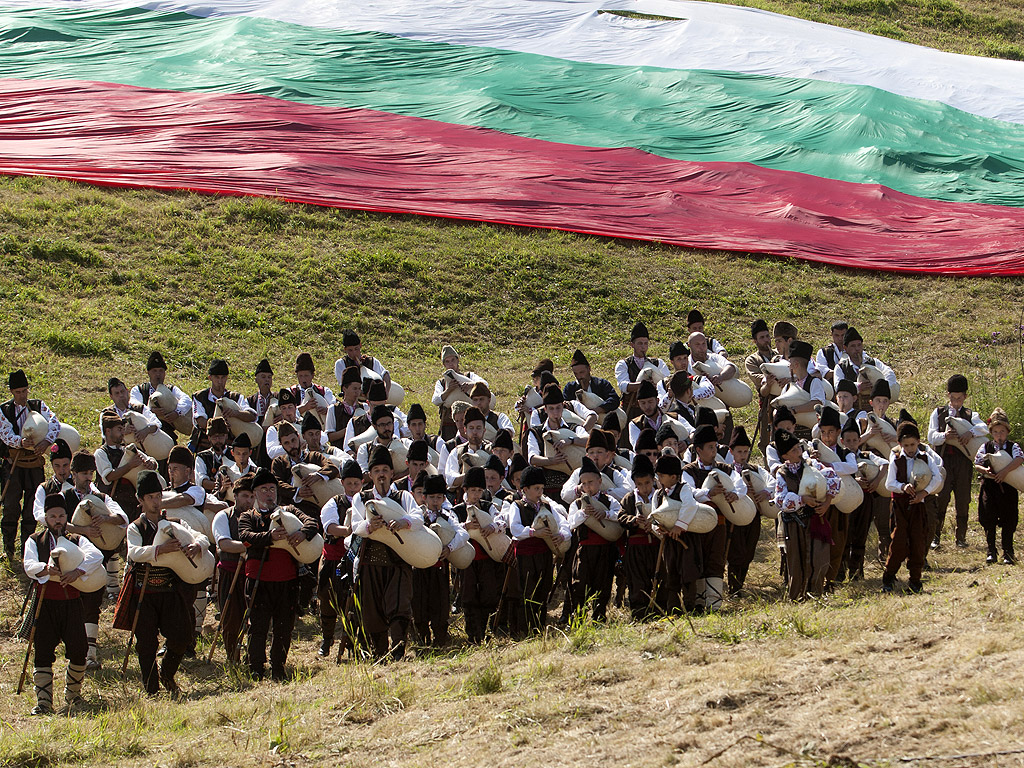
[882,421,942,594]
[22,496,102,714]
[974,408,1023,565]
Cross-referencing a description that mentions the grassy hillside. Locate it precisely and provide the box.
[3,0,1024,765]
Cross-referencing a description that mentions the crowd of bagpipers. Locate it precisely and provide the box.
[3,315,1022,716]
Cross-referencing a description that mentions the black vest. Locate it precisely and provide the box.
[0,398,42,436]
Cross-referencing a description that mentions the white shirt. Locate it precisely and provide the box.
[507,497,570,540]
[333,356,389,390]
[681,461,747,503]
[323,401,366,435]
[657,378,715,409]
[130,383,192,416]
[884,448,944,496]
[127,515,210,564]
[628,411,666,449]
[349,488,420,576]
[357,436,412,473]
[928,406,988,446]
[295,383,337,409]
[431,371,486,407]
[832,354,898,391]
[192,390,252,421]
[526,422,588,460]
[419,505,470,551]
[567,495,622,530]
[102,402,160,435]
[976,441,1024,463]
[0,400,60,449]
[528,399,595,427]
[58,485,130,529]
[33,479,73,523]
[212,509,241,549]
[266,422,329,460]
[320,494,356,533]
[24,529,103,583]
[815,344,843,374]
[614,356,671,393]
[94,442,154,488]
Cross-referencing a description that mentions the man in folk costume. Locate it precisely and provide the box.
[432,345,487,441]
[661,370,710,430]
[130,351,193,443]
[413,474,467,646]
[815,321,849,385]
[333,328,393,399]
[489,430,515,474]
[246,358,275,468]
[451,466,507,643]
[833,327,898,414]
[325,365,365,450]
[773,429,840,601]
[975,408,1024,564]
[614,454,659,619]
[843,418,883,582]
[470,382,514,440]
[686,309,728,358]
[681,425,747,611]
[506,465,569,636]
[928,374,987,549]
[356,406,409,476]
[513,359,555,439]
[291,352,335,426]
[194,416,231,493]
[395,440,432,496]
[566,457,621,621]
[23,496,102,714]
[349,379,410,445]
[628,380,668,450]
[744,319,776,460]
[882,421,943,593]
[104,377,160,443]
[405,402,450,473]
[564,349,621,416]
[812,408,859,591]
[445,406,494,488]
[162,445,228,653]
[190,359,256,454]
[725,427,764,596]
[63,450,129,668]
[213,433,259,501]
[771,321,798,361]
[210,472,254,664]
[318,460,363,658]
[272,416,341,516]
[615,322,671,424]
[266,389,301,461]
[527,371,596,431]
[560,429,632,506]
[835,379,859,424]
[349,445,420,660]
[1,369,60,561]
[32,438,74,524]
[237,468,318,679]
[124,470,206,696]
[527,386,588,497]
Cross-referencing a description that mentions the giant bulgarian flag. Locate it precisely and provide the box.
[1,0,1024,274]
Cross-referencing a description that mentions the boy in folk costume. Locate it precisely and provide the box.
[163,445,228,654]
[526,386,588,497]
[974,408,1023,565]
[445,406,493,488]
[615,322,671,423]
[858,378,899,563]
[682,425,747,611]
[292,352,335,425]
[843,419,882,582]
[317,460,363,658]
[1,368,60,562]
[333,328,393,397]
[247,357,275,426]
[506,466,570,636]
[349,445,420,660]
[725,427,764,596]
[928,374,988,549]
[782,340,826,440]
[23,496,102,714]
[651,452,701,613]
[834,378,859,424]
[614,454,659,619]
[566,457,621,621]
[773,429,840,601]
[469,382,514,440]
[881,422,943,593]
[62,450,130,668]
[453,466,508,643]
[815,321,849,385]
[32,438,74,524]
[194,416,232,492]
[628,380,668,449]
[413,474,467,646]
[812,409,859,591]
[744,319,775,458]
[833,327,898,414]
[405,402,450,472]
[210,473,255,665]
[123,470,206,696]
[94,412,157,524]
[560,429,632,506]
[237,468,319,680]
